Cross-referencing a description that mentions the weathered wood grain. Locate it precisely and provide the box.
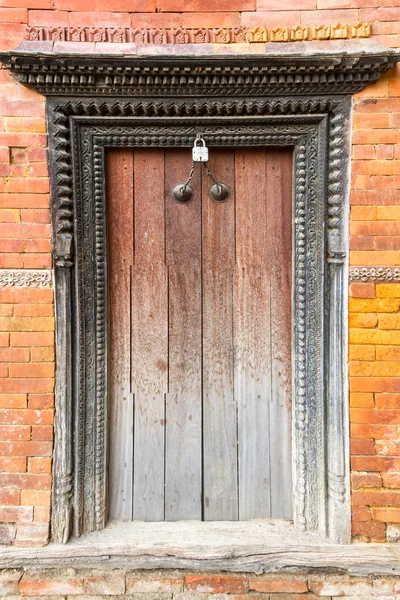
[2,521,400,575]
[131,148,168,520]
[202,150,237,521]
[266,149,293,519]
[235,150,272,520]
[165,149,202,520]
[106,149,134,521]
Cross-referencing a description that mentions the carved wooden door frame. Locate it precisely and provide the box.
[1,44,398,545]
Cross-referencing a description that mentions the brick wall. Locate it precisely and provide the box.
[0,0,400,547]
[2,571,400,598]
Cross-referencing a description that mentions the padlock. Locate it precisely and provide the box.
[192,137,209,162]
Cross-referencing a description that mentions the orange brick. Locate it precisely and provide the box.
[28,457,51,474]
[379,314,400,329]
[350,361,400,377]
[0,394,26,408]
[351,408,400,424]
[351,473,382,489]
[376,393,400,408]
[372,508,400,523]
[14,305,53,317]
[0,425,30,441]
[0,488,20,505]
[351,206,377,220]
[4,117,46,133]
[350,392,375,408]
[0,332,9,347]
[349,298,400,313]
[382,472,400,488]
[20,489,51,506]
[9,363,54,378]
[249,578,308,593]
[376,145,394,160]
[351,456,400,471]
[34,506,50,523]
[10,332,54,347]
[0,408,53,425]
[377,206,400,220]
[350,438,375,455]
[31,425,53,441]
[352,519,386,542]
[376,440,400,456]
[349,345,375,361]
[0,457,26,472]
[351,423,399,439]
[0,347,29,363]
[349,313,378,328]
[376,283,400,297]
[185,576,247,594]
[28,394,53,409]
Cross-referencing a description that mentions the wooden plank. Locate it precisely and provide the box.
[131,149,168,521]
[106,148,134,521]
[202,150,238,521]
[165,149,202,520]
[234,149,272,520]
[266,149,293,519]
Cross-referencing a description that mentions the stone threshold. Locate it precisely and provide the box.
[1,520,400,575]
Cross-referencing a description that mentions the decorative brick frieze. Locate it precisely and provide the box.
[0,270,52,288]
[24,22,371,44]
[349,267,400,282]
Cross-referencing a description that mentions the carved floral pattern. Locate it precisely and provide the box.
[0,270,52,287]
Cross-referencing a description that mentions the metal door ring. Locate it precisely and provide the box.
[209,182,230,203]
[173,183,194,203]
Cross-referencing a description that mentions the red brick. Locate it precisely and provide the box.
[0,425,31,441]
[349,283,376,298]
[376,440,400,456]
[0,289,53,305]
[372,508,400,523]
[158,0,254,9]
[20,488,51,506]
[249,578,308,593]
[241,10,300,27]
[382,472,400,488]
[261,0,314,7]
[185,576,247,594]
[3,178,49,194]
[300,8,358,23]
[351,473,382,489]
[351,423,399,439]
[350,438,376,455]
[352,519,386,541]
[22,254,52,269]
[28,457,51,474]
[0,488,19,504]
[34,506,50,523]
[131,12,182,27]
[181,12,240,27]
[376,392,400,408]
[375,236,400,250]
[30,346,54,361]
[0,457,26,472]
[20,209,50,224]
[351,190,400,205]
[0,472,51,489]
[14,305,53,318]
[0,348,30,363]
[0,222,51,239]
[0,408,53,425]
[0,193,50,209]
[85,574,126,595]
[27,148,47,162]
[55,0,155,10]
[0,506,33,523]
[14,522,49,546]
[28,394,53,409]
[0,441,52,457]
[9,363,54,378]
[352,505,372,522]
[0,7,27,21]
[31,425,53,441]
[0,238,24,252]
[20,575,83,595]
[10,332,54,346]
[351,408,400,424]
[351,456,400,472]
[126,576,183,594]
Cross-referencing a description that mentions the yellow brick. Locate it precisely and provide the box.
[350,251,400,266]
[350,329,400,345]
[0,305,13,317]
[376,284,400,298]
[350,361,400,377]
[0,317,54,332]
[351,206,377,221]
[349,344,375,361]
[376,346,400,361]
[349,298,400,313]
[379,314,400,329]
[376,206,400,220]
[349,313,378,328]
[350,392,375,408]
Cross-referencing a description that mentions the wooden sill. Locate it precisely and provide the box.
[0,520,400,574]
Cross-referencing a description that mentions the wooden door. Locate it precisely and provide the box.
[106,147,293,522]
